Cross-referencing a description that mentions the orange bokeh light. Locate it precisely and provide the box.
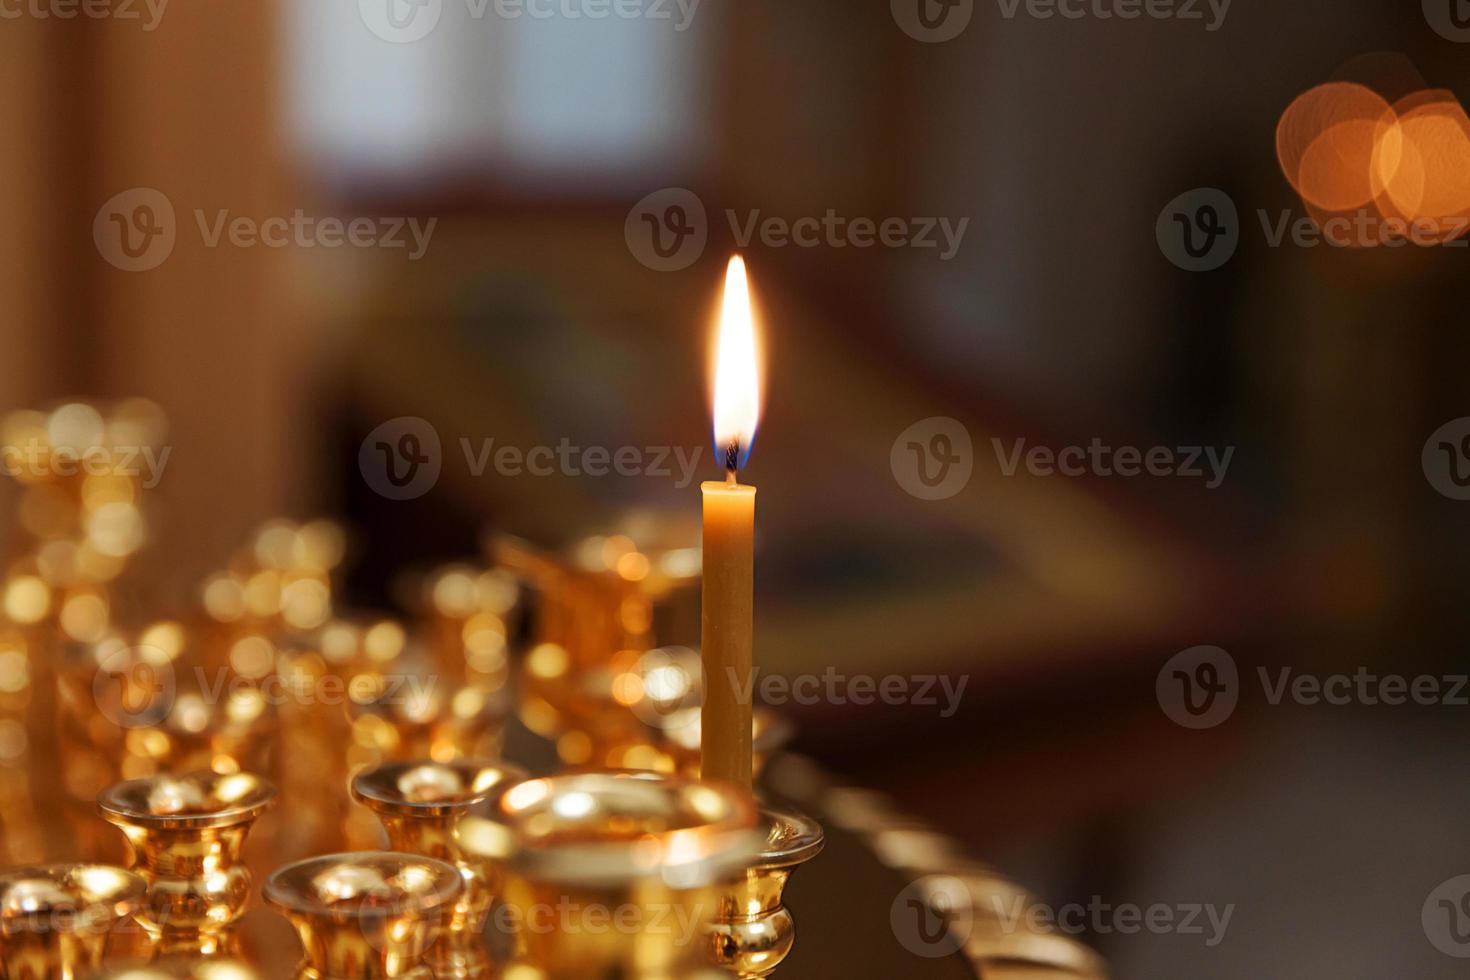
[1276,73,1470,248]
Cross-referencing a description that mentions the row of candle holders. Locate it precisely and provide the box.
[0,764,822,979]
[0,403,831,978]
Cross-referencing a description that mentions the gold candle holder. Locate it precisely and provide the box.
[706,807,824,978]
[263,851,463,980]
[0,863,147,980]
[97,771,277,955]
[456,772,762,979]
[351,760,527,978]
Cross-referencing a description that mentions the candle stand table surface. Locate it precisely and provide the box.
[226,786,985,979]
[205,724,1035,979]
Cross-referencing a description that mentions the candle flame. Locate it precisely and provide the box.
[711,255,762,470]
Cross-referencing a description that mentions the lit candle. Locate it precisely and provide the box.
[701,255,762,791]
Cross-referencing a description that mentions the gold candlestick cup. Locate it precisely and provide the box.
[706,807,824,978]
[0,863,147,980]
[98,771,277,955]
[456,772,762,979]
[351,760,526,978]
[264,852,463,980]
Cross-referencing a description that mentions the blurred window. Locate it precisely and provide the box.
[285,0,712,191]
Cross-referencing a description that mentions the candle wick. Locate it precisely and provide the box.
[724,440,740,483]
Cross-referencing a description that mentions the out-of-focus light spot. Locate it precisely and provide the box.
[601,535,635,570]
[47,403,104,453]
[320,621,360,664]
[202,574,247,623]
[243,570,283,618]
[526,643,568,680]
[297,519,346,572]
[363,621,406,664]
[475,570,518,614]
[229,636,275,679]
[4,576,50,624]
[254,521,302,570]
[59,592,109,642]
[615,551,650,582]
[139,621,185,661]
[280,577,330,630]
[35,540,79,586]
[432,568,478,618]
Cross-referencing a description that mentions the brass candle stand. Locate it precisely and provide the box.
[263,851,464,980]
[97,772,277,956]
[351,760,527,978]
[455,771,763,979]
[705,806,824,978]
[0,863,147,980]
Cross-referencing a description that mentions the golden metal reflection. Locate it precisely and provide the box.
[352,760,527,978]
[705,807,823,978]
[0,862,147,979]
[456,772,761,979]
[0,398,844,979]
[263,851,462,980]
[97,771,277,956]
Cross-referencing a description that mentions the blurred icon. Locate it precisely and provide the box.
[1424,875,1470,957]
[1156,188,1239,271]
[92,645,175,730]
[1424,0,1470,41]
[890,875,969,958]
[1157,645,1238,729]
[93,188,176,272]
[1422,418,1470,500]
[891,417,973,500]
[359,417,442,500]
[891,0,974,43]
[359,0,443,43]
[625,188,708,272]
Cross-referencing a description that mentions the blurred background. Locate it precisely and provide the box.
[2,0,1470,976]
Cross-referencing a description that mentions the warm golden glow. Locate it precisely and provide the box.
[1276,75,1470,247]
[711,255,762,469]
